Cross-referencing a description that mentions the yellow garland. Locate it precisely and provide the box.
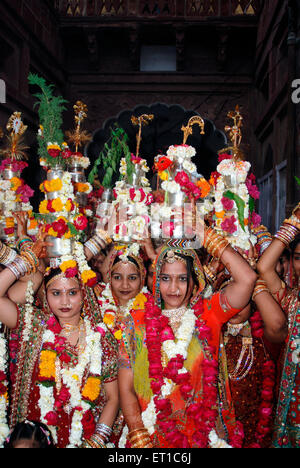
[10,177,23,191]
[41,179,63,193]
[39,350,57,380]
[65,199,73,212]
[51,198,64,212]
[48,228,57,237]
[114,330,122,341]
[103,313,115,327]
[81,269,97,284]
[47,143,61,151]
[75,182,90,193]
[132,293,147,310]
[39,200,49,214]
[60,259,77,272]
[5,217,14,228]
[81,376,101,402]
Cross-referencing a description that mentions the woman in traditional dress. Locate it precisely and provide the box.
[257,203,300,448]
[204,229,288,447]
[0,238,119,449]
[118,224,257,449]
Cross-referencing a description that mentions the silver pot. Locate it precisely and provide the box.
[46,236,73,258]
[101,188,113,203]
[224,174,238,189]
[130,164,143,187]
[68,163,86,183]
[47,166,64,181]
[46,191,61,200]
[168,190,188,207]
[3,168,21,180]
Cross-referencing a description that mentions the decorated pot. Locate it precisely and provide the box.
[46,236,73,258]
[68,163,86,183]
[3,167,21,180]
[131,164,144,187]
[47,165,64,181]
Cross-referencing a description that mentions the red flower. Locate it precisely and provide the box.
[0,371,6,382]
[47,316,62,334]
[175,171,190,187]
[58,386,71,403]
[52,219,68,237]
[221,215,237,234]
[59,352,72,364]
[74,215,88,231]
[48,149,60,158]
[45,411,58,426]
[218,153,232,163]
[131,154,142,164]
[4,227,14,235]
[65,267,79,278]
[221,196,234,211]
[81,410,96,440]
[145,193,154,205]
[46,200,55,213]
[155,156,173,172]
[129,188,136,201]
[61,149,73,159]
[87,276,97,288]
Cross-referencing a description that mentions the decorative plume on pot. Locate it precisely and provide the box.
[110,114,154,244]
[152,115,212,241]
[210,105,260,250]
[0,112,36,245]
[65,101,93,209]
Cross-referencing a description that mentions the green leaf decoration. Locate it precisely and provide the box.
[248,196,255,215]
[295,176,300,186]
[28,73,68,167]
[88,124,131,188]
[223,190,246,232]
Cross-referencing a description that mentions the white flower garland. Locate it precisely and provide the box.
[38,317,103,448]
[166,145,196,161]
[0,326,9,447]
[23,280,34,342]
[100,282,148,328]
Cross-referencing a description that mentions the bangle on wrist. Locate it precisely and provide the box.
[274,222,299,247]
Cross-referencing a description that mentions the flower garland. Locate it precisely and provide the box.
[23,280,34,342]
[142,294,230,448]
[37,315,105,447]
[0,167,36,241]
[0,325,10,447]
[98,282,148,342]
[54,240,97,288]
[245,311,276,448]
[154,145,213,239]
[112,181,153,243]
